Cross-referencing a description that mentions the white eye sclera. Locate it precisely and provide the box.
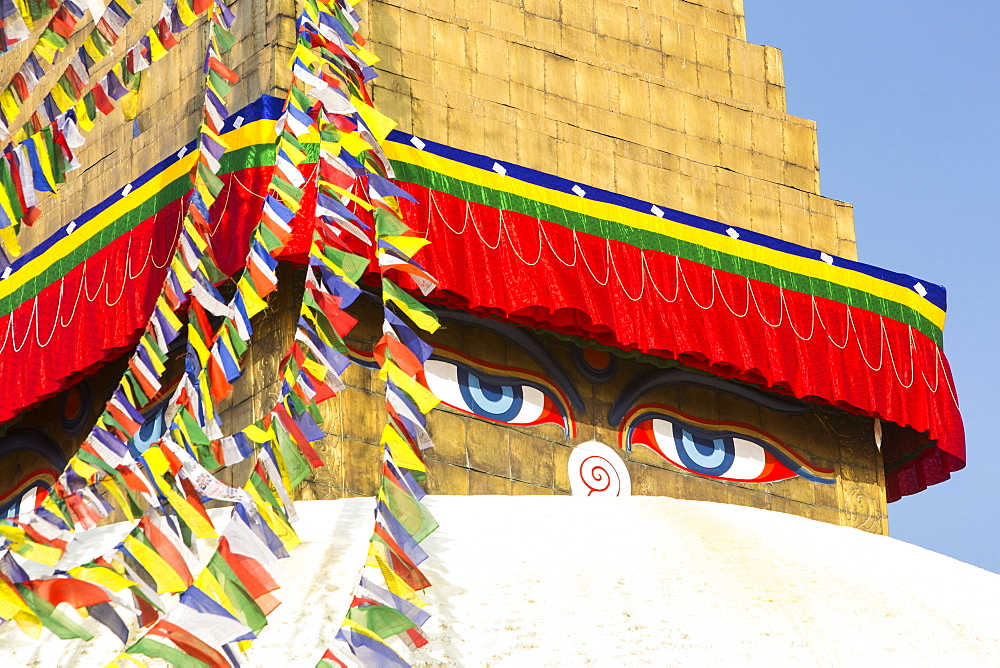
[425,359,550,425]
[650,418,767,482]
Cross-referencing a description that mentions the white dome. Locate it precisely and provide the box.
[4,497,1000,666]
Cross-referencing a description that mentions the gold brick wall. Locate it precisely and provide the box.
[362,0,857,258]
[297,299,889,534]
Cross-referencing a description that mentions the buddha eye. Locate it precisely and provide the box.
[623,407,833,484]
[1,481,51,520]
[425,355,573,436]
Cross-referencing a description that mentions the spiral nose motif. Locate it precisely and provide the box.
[568,441,632,497]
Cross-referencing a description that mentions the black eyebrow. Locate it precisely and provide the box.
[429,306,586,414]
[608,368,807,427]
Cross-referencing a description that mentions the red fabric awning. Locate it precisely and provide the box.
[0,166,273,425]
[396,183,965,501]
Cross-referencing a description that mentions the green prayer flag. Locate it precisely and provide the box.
[197,161,225,198]
[374,208,411,237]
[212,22,236,52]
[17,585,94,641]
[290,84,313,112]
[270,173,304,202]
[275,424,310,487]
[322,247,368,283]
[178,406,211,446]
[0,159,24,221]
[207,69,233,98]
[346,604,415,639]
[128,637,211,668]
[381,476,438,543]
[250,470,283,513]
[206,552,269,633]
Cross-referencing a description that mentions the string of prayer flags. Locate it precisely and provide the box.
[0,0,230,260]
[2,0,452,661]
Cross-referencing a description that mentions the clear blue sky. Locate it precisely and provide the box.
[745,1,1000,572]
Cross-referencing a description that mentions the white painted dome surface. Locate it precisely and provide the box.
[3,496,1000,666]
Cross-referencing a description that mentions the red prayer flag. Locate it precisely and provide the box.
[26,578,111,609]
[91,85,115,115]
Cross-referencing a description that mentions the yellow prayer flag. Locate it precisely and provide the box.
[265,436,295,503]
[70,455,100,481]
[187,326,211,366]
[170,256,195,294]
[32,38,58,63]
[157,296,184,331]
[143,446,170,476]
[147,30,168,61]
[194,568,239,616]
[349,44,381,67]
[271,183,302,213]
[0,577,28,620]
[0,90,19,123]
[12,537,64,566]
[1,578,43,637]
[1,524,63,565]
[242,424,273,443]
[351,96,396,141]
[49,84,76,113]
[381,235,430,257]
[368,546,425,606]
[140,337,166,374]
[158,475,218,539]
[14,610,43,639]
[0,188,19,230]
[290,42,319,68]
[120,89,139,121]
[13,0,32,28]
[197,371,216,422]
[381,425,425,472]
[238,277,269,317]
[183,219,209,252]
[0,525,25,543]
[278,137,306,164]
[69,564,136,592]
[380,360,440,413]
[83,37,104,63]
[382,291,440,334]
[176,0,197,25]
[302,358,331,383]
[119,374,139,407]
[303,0,319,23]
[41,494,70,525]
[327,183,374,211]
[101,478,136,521]
[124,536,186,593]
[74,99,95,132]
[336,130,372,156]
[245,481,300,551]
[200,124,231,151]
[195,180,217,211]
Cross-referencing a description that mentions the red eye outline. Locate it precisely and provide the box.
[0,469,57,519]
[620,403,834,485]
[422,344,576,437]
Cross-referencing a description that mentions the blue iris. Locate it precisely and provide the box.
[457,367,524,421]
[673,425,736,477]
[131,407,166,456]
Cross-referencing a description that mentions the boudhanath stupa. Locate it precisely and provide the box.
[0,0,990,665]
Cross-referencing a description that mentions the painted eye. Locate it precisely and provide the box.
[624,408,833,485]
[425,357,572,435]
[1,481,51,520]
